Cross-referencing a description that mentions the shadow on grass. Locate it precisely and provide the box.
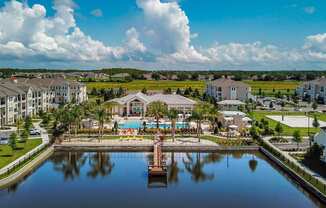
[302,159,326,179]
[1,154,13,157]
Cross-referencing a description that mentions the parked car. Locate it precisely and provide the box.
[29,129,41,136]
[0,137,8,144]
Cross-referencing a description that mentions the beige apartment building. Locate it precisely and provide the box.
[0,77,87,125]
[205,78,253,101]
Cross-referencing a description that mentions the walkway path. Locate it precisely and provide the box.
[0,121,49,175]
[59,137,218,148]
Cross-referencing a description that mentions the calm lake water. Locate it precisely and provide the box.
[0,151,324,208]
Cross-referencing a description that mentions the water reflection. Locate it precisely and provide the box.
[183,153,214,182]
[87,152,115,178]
[49,151,256,184]
[51,152,87,180]
[249,155,258,172]
[0,151,324,208]
[167,152,181,184]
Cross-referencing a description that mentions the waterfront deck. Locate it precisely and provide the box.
[148,141,167,176]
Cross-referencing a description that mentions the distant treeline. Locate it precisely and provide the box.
[1,67,326,81]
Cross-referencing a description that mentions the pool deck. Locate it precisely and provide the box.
[54,138,258,152]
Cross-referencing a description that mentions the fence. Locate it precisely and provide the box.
[0,142,49,177]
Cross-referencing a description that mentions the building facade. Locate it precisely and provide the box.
[296,78,326,104]
[0,77,87,125]
[205,78,253,101]
[314,127,326,162]
[108,92,196,117]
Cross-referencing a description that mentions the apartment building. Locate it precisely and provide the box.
[296,77,326,104]
[0,77,87,125]
[205,78,253,101]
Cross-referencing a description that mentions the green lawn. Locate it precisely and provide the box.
[244,80,301,96]
[86,80,205,92]
[86,80,301,96]
[0,138,42,169]
[250,111,322,136]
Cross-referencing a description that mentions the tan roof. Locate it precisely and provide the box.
[209,78,249,88]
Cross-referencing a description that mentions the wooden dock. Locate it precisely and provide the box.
[148,141,167,176]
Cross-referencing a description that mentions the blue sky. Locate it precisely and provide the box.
[0,0,326,70]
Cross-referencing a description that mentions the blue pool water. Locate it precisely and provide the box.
[118,120,189,129]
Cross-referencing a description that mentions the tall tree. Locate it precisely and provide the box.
[275,122,283,138]
[147,101,168,130]
[167,108,179,142]
[207,106,220,134]
[312,115,320,128]
[16,117,23,136]
[292,130,302,150]
[95,106,107,141]
[312,101,318,111]
[24,116,32,131]
[20,129,29,143]
[72,105,83,137]
[9,132,17,154]
[188,103,210,141]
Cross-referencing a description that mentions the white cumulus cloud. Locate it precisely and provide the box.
[136,0,209,63]
[0,0,325,70]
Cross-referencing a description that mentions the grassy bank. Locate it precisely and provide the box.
[0,139,42,169]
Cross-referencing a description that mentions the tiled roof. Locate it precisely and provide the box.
[209,78,249,88]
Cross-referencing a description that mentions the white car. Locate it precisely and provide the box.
[29,129,41,135]
[0,137,8,144]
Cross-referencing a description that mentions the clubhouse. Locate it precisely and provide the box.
[107,92,196,117]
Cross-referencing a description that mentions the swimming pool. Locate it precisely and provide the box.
[118,120,189,129]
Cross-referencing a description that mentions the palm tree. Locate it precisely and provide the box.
[81,102,95,137]
[188,103,210,142]
[167,108,178,142]
[62,107,74,141]
[207,106,220,133]
[95,107,107,141]
[147,101,168,131]
[72,105,83,137]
